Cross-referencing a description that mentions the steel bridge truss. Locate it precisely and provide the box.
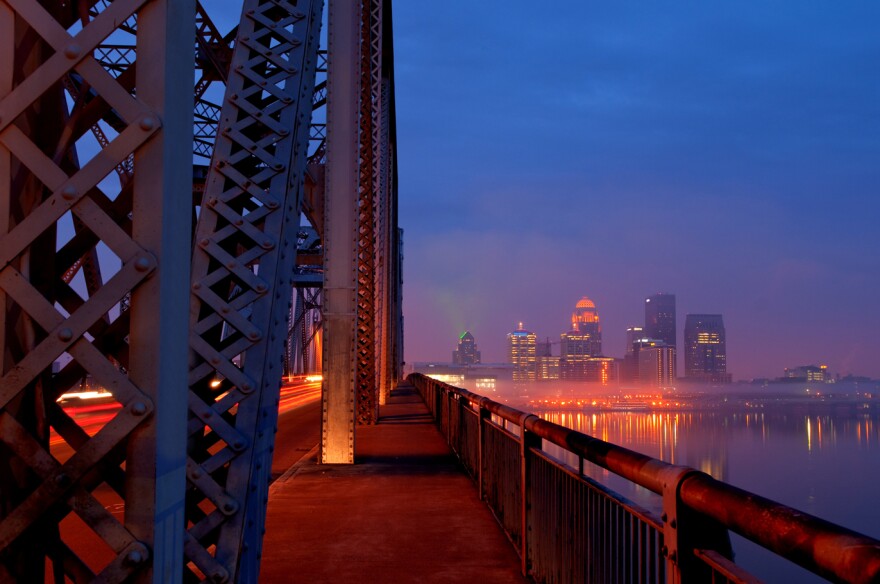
[0,0,401,581]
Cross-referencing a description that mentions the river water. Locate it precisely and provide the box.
[530,401,880,582]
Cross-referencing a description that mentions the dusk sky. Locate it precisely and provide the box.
[393,2,880,380]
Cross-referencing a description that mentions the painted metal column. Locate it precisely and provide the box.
[0,0,194,580]
[183,0,322,579]
[355,0,379,424]
[322,0,362,463]
[128,1,195,582]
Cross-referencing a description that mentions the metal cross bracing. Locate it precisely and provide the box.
[1,1,194,584]
[1,0,401,581]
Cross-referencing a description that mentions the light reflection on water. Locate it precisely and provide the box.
[536,408,880,582]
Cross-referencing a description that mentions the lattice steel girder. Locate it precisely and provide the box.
[354,0,380,425]
[185,0,322,580]
[321,0,361,464]
[0,0,194,582]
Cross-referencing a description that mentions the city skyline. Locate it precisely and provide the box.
[433,290,874,382]
[396,2,880,380]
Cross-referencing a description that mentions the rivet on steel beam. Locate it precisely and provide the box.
[125,549,146,565]
[55,473,71,487]
[192,282,202,290]
[64,44,81,59]
[210,567,229,584]
[266,200,279,210]
[131,402,147,416]
[241,382,254,393]
[139,117,156,131]
[61,185,77,200]
[210,356,220,365]
[220,305,230,314]
[226,261,236,270]
[58,328,74,342]
[232,440,246,452]
[261,239,275,249]
[278,128,290,136]
[199,238,210,248]
[203,410,213,418]
[248,330,262,341]
[134,257,151,272]
[207,197,217,207]
[221,500,239,515]
[234,218,244,226]
[255,283,268,293]
[191,468,203,479]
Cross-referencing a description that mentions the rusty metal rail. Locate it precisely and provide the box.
[409,373,880,584]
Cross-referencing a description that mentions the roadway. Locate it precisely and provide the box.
[47,379,322,577]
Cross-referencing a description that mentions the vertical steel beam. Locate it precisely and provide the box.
[127,1,195,581]
[0,0,193,580]
[355,0,379,424]
[322,0,361,463]
[184,0,322,580]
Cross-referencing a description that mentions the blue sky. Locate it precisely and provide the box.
[393,1,880,379]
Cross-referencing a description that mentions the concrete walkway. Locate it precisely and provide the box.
[261,384,527,583]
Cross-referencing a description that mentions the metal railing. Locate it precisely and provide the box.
[409,373,880,584]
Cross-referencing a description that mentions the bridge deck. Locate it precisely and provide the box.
[262,383,526,583]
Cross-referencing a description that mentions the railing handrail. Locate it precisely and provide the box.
[410,373,880,584]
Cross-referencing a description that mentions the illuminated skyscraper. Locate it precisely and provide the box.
[570,296,602,356]
[684,314,731,383]
[621,326,644,383]
[645,293,676,349]
[637,339,676,388]
[452,331,481,365]
[560,297,602,380]
[508,323,537,383]
[559,331,592,380]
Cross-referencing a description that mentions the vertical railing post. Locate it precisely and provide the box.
[661,468,733,583]
[478,400,490,501]
[457,392,465,457]
[435,382,442,422]
[520,413,541,577]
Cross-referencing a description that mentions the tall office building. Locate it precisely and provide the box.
[621,326,644,383]
[452,331,481,365]
[508,323,537,383]
[684,314,731,383]
[637,339,676,388]
[570,296,602,356]
[559,331,592,380]
[645,293,676,349]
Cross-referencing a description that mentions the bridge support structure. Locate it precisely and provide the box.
[0,0,401,580]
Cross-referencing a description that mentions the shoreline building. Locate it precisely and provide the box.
[637,339,676,388]
[684,314,731,383]
[536,337,560,381]
[645,293,676,350]
[561,296,602,380]
[571,296,602,356]
[508,322,537,383]
[621,326,644,383]
[452,331,481,365]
